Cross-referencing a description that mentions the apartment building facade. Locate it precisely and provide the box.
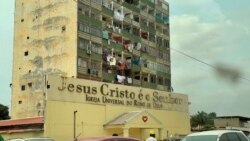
[12,0,171,119]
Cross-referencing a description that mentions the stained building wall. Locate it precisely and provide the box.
[11,0,78,119]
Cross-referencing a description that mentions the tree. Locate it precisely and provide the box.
[190,111,216,130]
[0,104,10,120]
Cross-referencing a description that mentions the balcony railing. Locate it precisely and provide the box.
[141,0,155,8]
[132,64,141,71]
[156,18,165,25]
[90,53,102,61]
[102,71,116,81]
[78,66,88,74]
[110,42,123,51]
[122,30,140,42]
[141,52,156,61]
[78,13,102,27]
[142,81,157,89]
[79,0,90,5]
[157,71,171,79]
[133,79,141,86]
[102,6,114,17]
[122,2,140,13]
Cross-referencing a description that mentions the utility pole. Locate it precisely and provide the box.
[74,110,78,140]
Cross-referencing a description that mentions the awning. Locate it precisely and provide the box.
[103,110,163,129]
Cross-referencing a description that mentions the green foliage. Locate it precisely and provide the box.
[0,134,4,141]
[190,111,216,130]
[0,104,10,120]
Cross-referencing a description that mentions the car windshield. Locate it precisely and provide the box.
[181,135,218,141]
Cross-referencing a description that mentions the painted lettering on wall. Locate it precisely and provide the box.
[57,77,184,110]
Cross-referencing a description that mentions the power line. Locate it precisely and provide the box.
[170,47,250,82]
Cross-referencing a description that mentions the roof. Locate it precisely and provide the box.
[187,130,244,137]
[104,111,141,125]
[104,110,162,127]
[76,136,140,141]
[0,117,44,127]
[216,116,250,121]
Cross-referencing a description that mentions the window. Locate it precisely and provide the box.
[165,78,171,86]
[78,57,88,74]
[79,23,90,33]
[62,26,66,32]
[227,133,240,141]
[163,39,169,48]
[79,38,90,50]
[28,82,32,88]
[24,51,29,56]
[236,133,248,141]
[149,33,155,42]
[150,75,156,83]
[147,46,158,56]
[157,36,163,47]
[89,60,100,76]
[158,77,163,85]
[89,26,102,37]
[18,101,22,104]
[21,85,25,91]
[78,3,90,16]
[91,42,102,54]
[78,57,88,68]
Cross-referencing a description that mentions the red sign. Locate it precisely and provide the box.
[142,116,148,122]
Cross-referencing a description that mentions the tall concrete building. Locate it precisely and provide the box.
[11,0,170,119]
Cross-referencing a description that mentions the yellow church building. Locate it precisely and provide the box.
[1,0,191,140]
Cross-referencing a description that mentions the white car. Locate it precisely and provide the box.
[181,130,249,141]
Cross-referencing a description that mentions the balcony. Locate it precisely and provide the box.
[90,53,102,61]
[122,2,140,13]
[78,66,88,74]
[133,79,141,86]
[141,0,155,8]
[78,13,102,27]
[79,0,90,5]
[102,6,114,17]
[157,71,171,79]
[102,71,116,81]
[140,24,156,34]
[122,30,140,42]
[158,45,167,52]
[141,53,156,61]
[142,81,157,89]
[78,49,88,57]
[124,17,132,23]
[109,42,123,51]
[132,64,141,72]
[133,50,141,56]
[156,18,165,25]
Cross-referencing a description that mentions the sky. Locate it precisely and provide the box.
[0,0,250,117]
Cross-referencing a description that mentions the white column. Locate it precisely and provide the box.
[123,128,129,137]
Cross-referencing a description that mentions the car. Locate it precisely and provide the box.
[181,130,249,141]
[7,138,54,141]
[73,136,140,141]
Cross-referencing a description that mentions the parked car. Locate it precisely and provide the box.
[7,138,54,141]
[181,130,249,141]
[74,136,140,141]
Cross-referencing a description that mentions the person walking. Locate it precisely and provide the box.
[146,131,157,141]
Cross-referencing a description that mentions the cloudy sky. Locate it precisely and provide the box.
[0,0,250,116]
